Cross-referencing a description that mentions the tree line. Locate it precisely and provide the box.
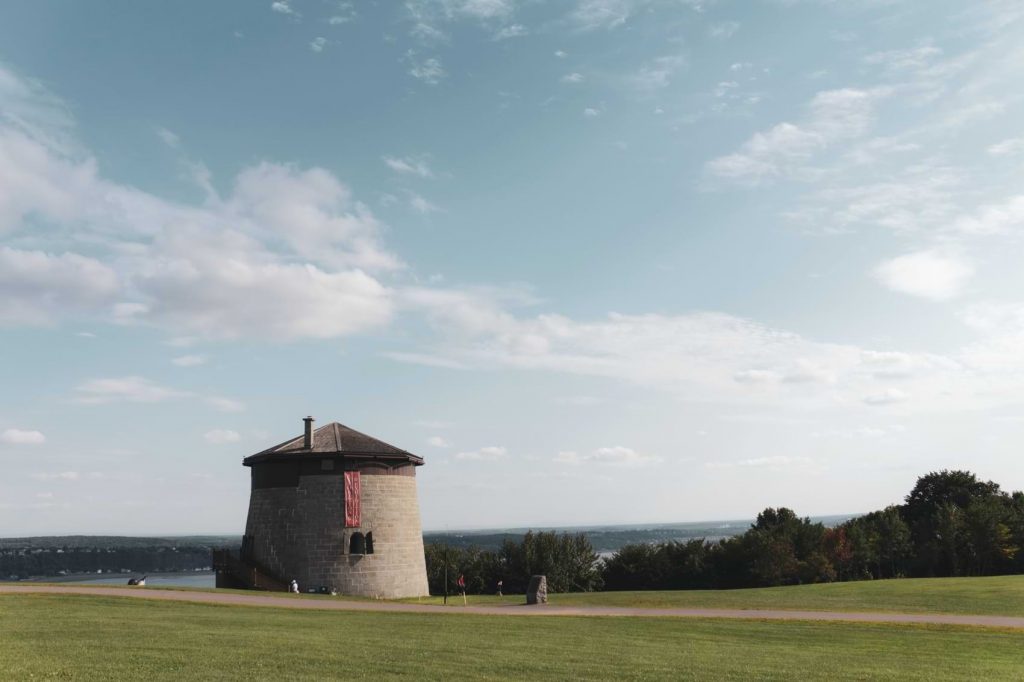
[425,471,1024,594]
[0,546,217,579]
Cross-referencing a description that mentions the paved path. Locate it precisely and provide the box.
[3,585,1023,629]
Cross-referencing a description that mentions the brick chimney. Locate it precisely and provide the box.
[303,416,315,449]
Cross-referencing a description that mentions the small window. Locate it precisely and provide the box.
[349,532,365,555]
[365,532,374,555]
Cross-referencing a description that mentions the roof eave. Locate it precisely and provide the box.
[242,451,424,467]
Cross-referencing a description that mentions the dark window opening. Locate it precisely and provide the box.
[365,532,374,554]
[349,532,365,555]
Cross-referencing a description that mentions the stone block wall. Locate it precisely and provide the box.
[244,471,429,599]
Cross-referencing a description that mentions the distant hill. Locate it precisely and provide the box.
[0,536,241,580]
[424,515,859,553]
[0,536,240,550]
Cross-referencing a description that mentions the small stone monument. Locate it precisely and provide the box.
[526,575,548,605]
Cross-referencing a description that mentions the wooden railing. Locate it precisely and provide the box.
[212,549,288,592]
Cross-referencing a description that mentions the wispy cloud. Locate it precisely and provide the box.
[270,1,300,18]
[630,55,685,91]
[555,446,660,466]
[31,471,79,481]
[706,88,888,184]
[709,21,739,39]
[2,428,45,445]
[74,377,190,405]
[454,445,507,460]
[409,56,446,85]
[493,24,527,40]
[569,0,634,31]
[707,456,814,469]
[205,397,246,413]
[383,156,434,178]
[409,192,441,214]
[204,429,241,444]
[988,137,1024,157]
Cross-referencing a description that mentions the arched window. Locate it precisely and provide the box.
[349,532,365,555]
[365,532,375,555]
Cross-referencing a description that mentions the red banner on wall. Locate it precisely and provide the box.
[344,471,361,528]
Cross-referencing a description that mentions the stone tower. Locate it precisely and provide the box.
[237,417,429,598]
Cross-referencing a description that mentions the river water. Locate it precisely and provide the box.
[20,571,216,588]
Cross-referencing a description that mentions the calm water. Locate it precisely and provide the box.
[22,571,216,588]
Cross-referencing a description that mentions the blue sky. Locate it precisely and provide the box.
[2,0,1024,535]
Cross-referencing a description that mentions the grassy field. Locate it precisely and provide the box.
[412,575,1024,616]
[2,593,1023,681]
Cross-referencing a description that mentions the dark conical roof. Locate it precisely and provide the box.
[243,421,423,466]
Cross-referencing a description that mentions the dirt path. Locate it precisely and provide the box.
[3,584,1023,629]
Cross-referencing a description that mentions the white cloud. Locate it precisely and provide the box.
[570,0,633,30]
[863,388,910,406]
[31,471,79,481]
[561,72,584,84]
[961,301,1024,335]
[988,137,1024,157]
[204,429,241,444]
[1,428,46,445]
[709,22,739,39]
[953,195,1024,235]
[328,2,356,24]
[554,50,567,58]
[172,355,206,367]
[863,45,942,72]
[394,288,1005,414]
[707,456,813,469]
[206,397,246,413]
[707,88,887,184]
[383,156,433,178]
[414,419,453,429]
[427,435,451,448]
[454,445,507,461]
[427,0,515,20]
[409,193,440,214]
[786,164,961,234]
[631,56,685,90]
[556,395,602,406]
[310,37,327,52]
[583,107,600,117]
[873,250,973,301]
[165,336,198,348]
[555,446,659,466]
[0,247,119,326]
[74,377,191,405]
[155,127,180,148]
[409,57,446,85]
[270,1,299,17]
[493,24,527,40]
[0,65,401,342]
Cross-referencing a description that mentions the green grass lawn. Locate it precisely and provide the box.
[1,594,1022,681]
[412,575,1024,616]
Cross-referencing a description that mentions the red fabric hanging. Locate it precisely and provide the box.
[344,471,361,528]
